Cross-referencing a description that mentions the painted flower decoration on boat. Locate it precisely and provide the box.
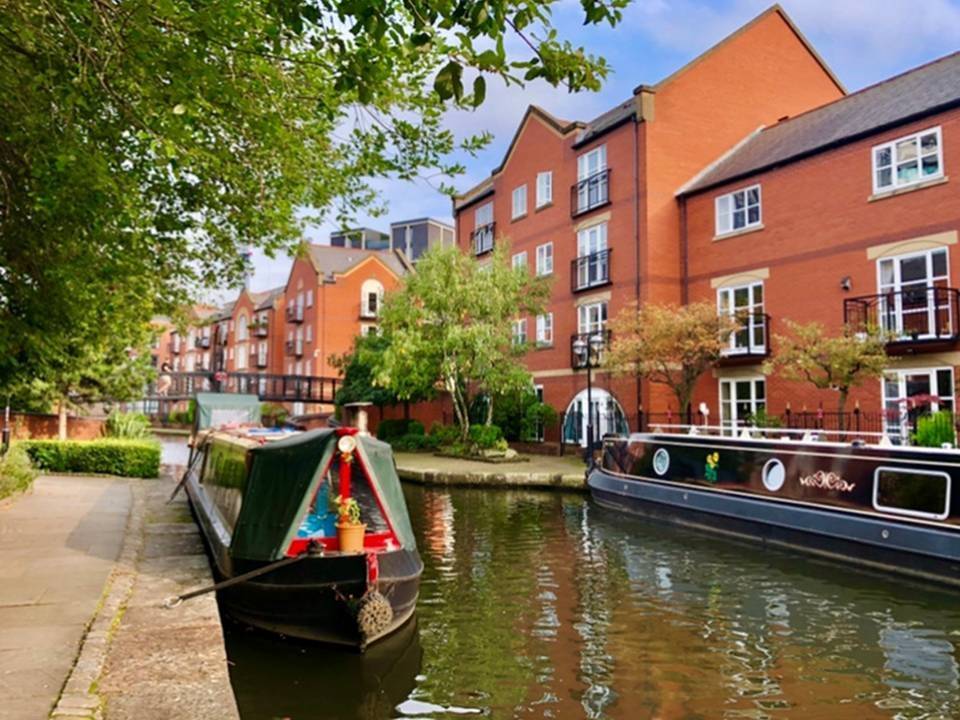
[705,452,720,483]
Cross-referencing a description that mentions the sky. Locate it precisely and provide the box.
[244,0,960,293]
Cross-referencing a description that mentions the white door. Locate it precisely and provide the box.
[718,282,765,354]
[877,248,950,339]
[563,389,626,446]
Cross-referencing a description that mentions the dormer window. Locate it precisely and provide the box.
[873,127,942,193]
[715,184,761,236]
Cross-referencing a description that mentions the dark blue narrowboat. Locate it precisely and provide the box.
[589,427,960,587]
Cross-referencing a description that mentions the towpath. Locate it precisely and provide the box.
[0,476,131,720]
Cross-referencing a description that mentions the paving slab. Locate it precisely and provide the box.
[0,476,132,720]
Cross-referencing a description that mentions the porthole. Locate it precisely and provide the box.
[652,448,670,476]
[762,459,786,492]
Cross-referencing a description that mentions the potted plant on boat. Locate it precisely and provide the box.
[335,494,365,553]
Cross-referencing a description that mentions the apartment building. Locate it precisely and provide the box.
[390,217,455,263]
[453,5,845,444]
[679,52,960,437]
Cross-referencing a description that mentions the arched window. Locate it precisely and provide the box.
[237,312,248,341]
[360,279,385,319]
[562,389,628,447]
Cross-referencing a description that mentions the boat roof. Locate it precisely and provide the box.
[194,392,262,432]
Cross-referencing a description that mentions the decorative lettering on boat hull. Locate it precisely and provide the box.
[798,470,855,493]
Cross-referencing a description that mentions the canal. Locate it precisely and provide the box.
[223,483,960,719]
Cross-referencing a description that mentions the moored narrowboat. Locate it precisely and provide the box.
[182,394,422,650]
[589,426,960,587]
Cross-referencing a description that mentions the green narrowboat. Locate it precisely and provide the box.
[182,394,422,650]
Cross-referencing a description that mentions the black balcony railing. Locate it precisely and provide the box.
[718,312,770,364]
[844,286,960,350]
[253,323,269,337]
[571,249,612,292]
[286,340,304,357]
[194,336,211,349]
[571,168,610,217]
[570,330,611,369]
[286,305,304,323]
[472,222,495,255]
[144,371,338,404]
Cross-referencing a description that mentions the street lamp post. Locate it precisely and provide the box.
[573,332,606,464]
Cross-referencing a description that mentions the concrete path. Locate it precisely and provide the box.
[394,451,588,489]
[96,471,239,720]
[0,476,132,720]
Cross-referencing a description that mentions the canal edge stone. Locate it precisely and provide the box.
[50,478,147,720]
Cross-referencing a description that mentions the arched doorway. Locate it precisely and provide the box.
[563,389,628,446]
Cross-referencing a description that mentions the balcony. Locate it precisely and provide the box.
[286,339,304,357]
[571,169,610,217]
[472,222,495,256]
[194,336,211,349]
[570,330,611,370]
[717,312,770,365]
[571,249,612,293]
[286,305,304,323]
[844,287,960,353]
[253,323,269,338]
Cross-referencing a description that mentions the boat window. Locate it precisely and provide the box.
[873,467,951,520]
[762,459,786,492]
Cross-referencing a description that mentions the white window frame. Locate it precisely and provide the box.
[306,289,313,307]
[715,184,762,236]
[474,201,494,254]
[872,126,943,194]
[512,318,527,346]
[236,314,249,341]
[876,247,951,340]
[536,171,553,208]
[536,242,554,276]
[717,281,765,355]
[719,377,766,432]
[235,344,248,370]
[872,466,951,521]
[512,251,527,270]
[577,145,606,181]
[305,324,313,343]
[577,301,607,335]
[511,185,527,219]
[536,313,553,346]
[881,366,955,441]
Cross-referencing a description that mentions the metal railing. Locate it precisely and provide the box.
[571,168,610,217]
[194,336,211,349]
[285,339,304,357]
[286,305,304,323]
[253,323,269,338]
[571,249,612,292]
[144,371,338,403]
[844,286,960,346]
[472,222,495,255]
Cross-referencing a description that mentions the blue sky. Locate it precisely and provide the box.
[245,0,960,292]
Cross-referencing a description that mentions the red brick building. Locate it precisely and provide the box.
[453,6,846,444]
[680,51,960,438]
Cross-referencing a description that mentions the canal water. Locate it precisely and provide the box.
[224,484,960,719]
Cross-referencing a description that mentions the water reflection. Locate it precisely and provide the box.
[226,485,960,719]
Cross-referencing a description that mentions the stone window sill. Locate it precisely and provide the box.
[713,224,765,242]
[535,202,553,213]
[869,176,948,202]
[511,213,528,223]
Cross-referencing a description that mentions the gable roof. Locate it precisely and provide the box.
[680,51,960,196]
[454,4,842,208]
[305,245,410,281]
[251,285,284,310]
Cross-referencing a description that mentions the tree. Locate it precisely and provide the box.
[376,244,549,441]
[0,1,626,398]
[331,333,402,410]
[605,302,739,419]
[763,321,889,431]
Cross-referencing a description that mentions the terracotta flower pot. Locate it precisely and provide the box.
[337,522,366,554]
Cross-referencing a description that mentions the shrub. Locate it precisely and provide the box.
[261,403,289,427]
[913,411,956,448]
[23,439,161,479]
[0,444,38,499]
[105,410,152,439]
[468,424,505,450]
[377,419,424,442]
[428,422,460,447]
[391,433,438,452]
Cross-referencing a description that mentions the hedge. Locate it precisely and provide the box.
[22,438,161,479]
[377,419,425,443]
